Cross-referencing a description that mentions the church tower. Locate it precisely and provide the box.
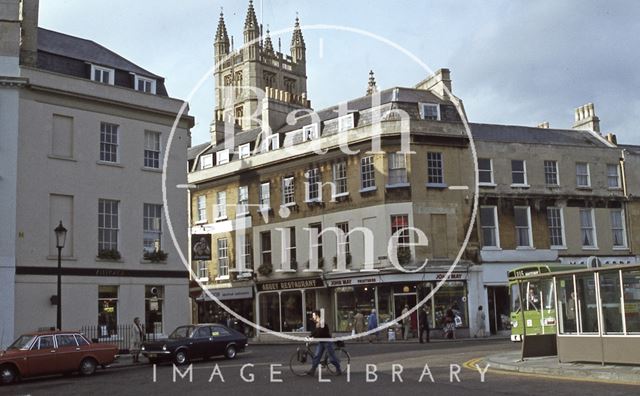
[211,1,310,144]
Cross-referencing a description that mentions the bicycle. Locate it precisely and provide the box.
[289,340,351,376]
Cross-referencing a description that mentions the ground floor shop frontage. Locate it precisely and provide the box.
[195,285,255,337]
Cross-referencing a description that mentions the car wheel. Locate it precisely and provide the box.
[79,358,97,376]
[174,350,189,365]
[0,365,18,385]
[225,345,237,359]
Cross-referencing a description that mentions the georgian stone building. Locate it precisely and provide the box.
[0,0,193,347]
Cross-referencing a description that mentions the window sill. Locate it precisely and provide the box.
[550,246,568,250]
[194,220,207,225]
[608,187,622,191]
[282,202,297,208]
[581,247,599,251]
[141,166,162,173]
[332,192,349,199]
[515,246,535,250]
[510,184,530,188]
[48,154,76,162]
[95,257,124,263]
[576,186,592,190]
[235,212,250,217]
[478,183,496,188]
[140,260,167,264]
[612,246,629,251]
[46,255,78,261]
[481,247,502,251]
[545,184,561,188]
[385,183,410,189]
[215,276,230,281]
[359,186,377,193]
[215,216,228,222]
[197,277,210,283]
[426,183,448,189]
[96,160,124,168]
[304,199,322,204]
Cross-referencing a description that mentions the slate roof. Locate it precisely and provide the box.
[187,142,211,161]
[470,123,610,148]
[37,28,160,78]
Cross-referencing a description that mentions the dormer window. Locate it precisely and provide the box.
[216,149,229,165]
[91,65,114,85]
[337,114,355,132]
[135,75,156,94]
[261,134,280,153]
[303,124,319,141]
[200,154,213,170]
[419,103,440,121]
[238,143,251,159]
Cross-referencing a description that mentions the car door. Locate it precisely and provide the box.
[191,326,213,359]
[209,326,232,356]
[55,334,81,372]
[26,335,60,377]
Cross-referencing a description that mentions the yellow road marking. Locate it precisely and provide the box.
[462,357,640,386]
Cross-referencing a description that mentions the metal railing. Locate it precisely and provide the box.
[79,324,160,353]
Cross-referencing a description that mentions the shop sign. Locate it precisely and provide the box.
[327,277,377,287]
[192,234,212,261]
[199,286,253,301]
[257,278,322,292]
[326,272,468,287]
[435,272,466,280]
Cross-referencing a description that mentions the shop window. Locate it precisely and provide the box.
[98,286,118,337]
[145,285,164,335]
[599,271,623,334]
[259,292,281,331]
[433,282,468,328]
[377,286,393,325]
[335,286,375,332]
[282,291,303,332]
[305,290,317,331]
[575,274,598,333]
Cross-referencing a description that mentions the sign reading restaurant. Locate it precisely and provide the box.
[257,278,323,292]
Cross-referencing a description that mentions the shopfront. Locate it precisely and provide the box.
[327,271,470,336]
[196,286,254,337]
[256,278,325,333]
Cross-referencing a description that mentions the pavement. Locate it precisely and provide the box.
[481,350,640,385]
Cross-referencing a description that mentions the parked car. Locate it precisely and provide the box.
[0,331,118,385]
[141,324,247,365]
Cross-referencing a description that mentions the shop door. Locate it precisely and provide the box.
[487,286,510,335]
[394,294,417,337]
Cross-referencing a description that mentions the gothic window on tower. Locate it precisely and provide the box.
[264,71,276,88]
[284,77,296,93]
[235,106,244,127]
[235,71,243,97]
[223,74,233,88]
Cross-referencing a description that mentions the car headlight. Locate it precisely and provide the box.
[141,345,145,351]
[511,320,518,328]
[162,345,167,351]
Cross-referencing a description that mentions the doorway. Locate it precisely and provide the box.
[394,293,417,339]
[487,286,510,335]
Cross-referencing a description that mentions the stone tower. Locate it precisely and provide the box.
[211,1,310,145]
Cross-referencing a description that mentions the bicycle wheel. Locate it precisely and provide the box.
[289,347,312,376]
[327,349,351,374]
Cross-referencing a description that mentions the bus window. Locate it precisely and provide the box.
[510,283,521,312]
[526,282,540,312]
[541,278,555,310]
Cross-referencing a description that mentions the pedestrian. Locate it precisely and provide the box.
[130,317,145,363]
[307,310,342,376]
[401,304,410,340]
[474,306,486,338]
[367,309,378,343]
[354,311,365,340]
[419,305,430,343]
[443,308,455,339]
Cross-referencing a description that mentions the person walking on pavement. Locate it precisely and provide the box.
[419,305,430,343]
[401,304,410,340]
[306,310,342,376]
[354,311,365,340]
[130,317,145,363]
[368,309,378,343]
[474,305,486,338]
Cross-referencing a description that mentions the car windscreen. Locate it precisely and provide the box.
[169,326,196,339]
[8,335,37,350]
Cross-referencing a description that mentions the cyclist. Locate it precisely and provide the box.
[306,310,342,376]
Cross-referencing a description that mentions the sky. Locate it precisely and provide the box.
[38,0,640,145]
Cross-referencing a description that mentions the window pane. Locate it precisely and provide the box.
[281,291,303,332]
[557,276,577,334]
[622,269,640,333]
[576,274,598,333]
[259,292,280,332]
[600,271,623,334]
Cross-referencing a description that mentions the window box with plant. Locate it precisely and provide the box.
[258,262,273,277]
[143,249,168,263]
[97,249,121,261]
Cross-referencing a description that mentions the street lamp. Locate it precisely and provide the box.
[54,221,67,330]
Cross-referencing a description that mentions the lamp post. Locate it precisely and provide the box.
[54,221,67,330]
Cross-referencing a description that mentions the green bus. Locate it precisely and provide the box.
[508,264,586,342]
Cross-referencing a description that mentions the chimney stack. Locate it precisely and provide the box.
[415,68,452,99]
[537,122,549,129]
[573,103,600,133]
[606,133,617,145]
[19,0,39,67]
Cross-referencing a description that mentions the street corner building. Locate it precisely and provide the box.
[186,1,640,342]
[0,0,194,348]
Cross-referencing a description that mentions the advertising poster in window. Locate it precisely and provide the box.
[192,234,212,261]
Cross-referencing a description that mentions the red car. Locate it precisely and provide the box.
[0,331,118,385]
